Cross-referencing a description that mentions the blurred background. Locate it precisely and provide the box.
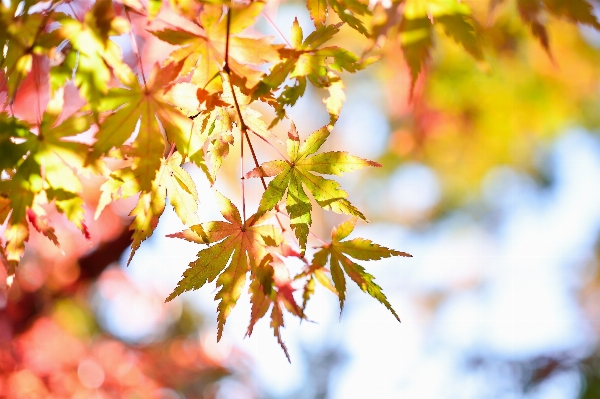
[3,0,600,398]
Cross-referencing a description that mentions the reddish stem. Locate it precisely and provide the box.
[125,10,147,86]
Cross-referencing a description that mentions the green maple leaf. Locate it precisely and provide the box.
[0,114,30,172]
[306,0,369,36]
[96,151,206,264]
[207,132,234,182]
[199,73,281,179]
[150,2,281,92]
[400,0,483,94]
[307,0,328,27]
[257,21,373,126]
[515,0,552,56]
[4,91,95,226]
[52,0,131,110]
[311,218,412,320]
[166,191,280,340]
[184,79,278,182]
[298,266,337,312]
[90,61,200,192]
[0,91,97,269]
[190,97,237,183]
[29,100,96,234]
[0,9,63,102]
[506,0,600,58]
[542,0,600,28]
[246,123,379,252]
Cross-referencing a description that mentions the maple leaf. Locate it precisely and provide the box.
[207,132,234,182]
[0,114,30,171]
[26,207,59,249]
[185,107,233,183]
[28,99,96,235]
[90,61,200,192]
[0,90,96,269]
[543,0,600,29]
[166,191,281,340]
[307,0,370,36]
[310,218,412,320]
[246,123,380,252]
[515,0,552,57]
[3,91,94,217]
[298,265,338,313]
[51,0,131,109]
[0,196,10,225]
[400,0,483,94]
[96,151,205,264]
[508,0,600,58]
[0,8,63,103]
[246,240,307,361]
[150,2,281,92]
[183,77,278,182]
[307,0,328,27]
[256,21,374,125]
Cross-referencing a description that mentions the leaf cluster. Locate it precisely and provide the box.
[2,0,597,358]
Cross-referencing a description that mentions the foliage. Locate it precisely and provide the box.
[2,0,599,358]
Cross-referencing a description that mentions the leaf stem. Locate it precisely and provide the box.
[261,11,292,48]
[166,141,176,159]
[67,2,80,20]
[249,128,290,163]
[241,140,247,222]
[125,10,147,86]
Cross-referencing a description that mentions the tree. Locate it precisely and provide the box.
[1,0,599,361]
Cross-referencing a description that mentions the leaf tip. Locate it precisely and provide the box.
[82,222,91,241]
[288,122,299,141]
[165,293,176,303]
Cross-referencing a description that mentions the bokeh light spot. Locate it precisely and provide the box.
[77,358,105,389]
